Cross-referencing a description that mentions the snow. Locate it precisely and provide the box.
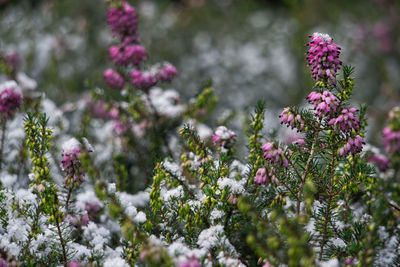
[312,32,332,42]
[162,186,184,202]
[217,177,245,194]
[318,258,338,267]
[125,206,138,218]
[148,87,184,118]
[117,190,150,208]
[62,138,81,154]
[0,173,17,188]
[83,222,111,252]
[197,225,224,249]
[107,183,116,194]
[0,80,20,92]
[134,211,147,223]
[103,257,129,267]
[16,72,37,90]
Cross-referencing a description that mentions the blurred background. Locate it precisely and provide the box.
[0,0,399,148]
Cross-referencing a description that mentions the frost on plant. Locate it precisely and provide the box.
[0,1,400,266]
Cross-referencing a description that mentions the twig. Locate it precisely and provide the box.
[0,119,7,171]
[53,205,68,267]
[296,131,319,215]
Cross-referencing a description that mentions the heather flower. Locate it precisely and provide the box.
[86,99,111,119]
[228,194,238,204]
[109,107,119,119]
[294,138,305,146]
[211,126,237,149]
[344,257,354,265]
[382,107,400,155]
[279,107,304,131]
[254,167,268,184]
[328,108,360,132]
[0,88,22,119]
[367,153,389,172]
[158,64,179,82]
[130,70,158,90]
[61,138,86,188]
[306,90,338,117]
[85,202,100,217]
[339,135,364,157]
[66,214,78,226]
[180,255,201,267]
[0,258,7,267]
[103,68,125,89]
[113,119,131,136]
[382,126,400,155]
[109,44,147,66]
[69,261,81,267]
[5,50,20,70]
[107,0,138,42]
[262,142,290,168]
[306,32,342,85]
[81,213,89,226]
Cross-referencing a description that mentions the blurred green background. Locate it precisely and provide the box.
[1,0,399,147]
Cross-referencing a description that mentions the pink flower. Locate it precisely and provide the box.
[81,213,89,226]
[328,108,360,132]
[158,64,178,82]
[254,167,268,184]
[382,126,400,155]
[306,90,338,118]
[130,70,158,90]
[109,45,147,66]
[262,142,290,168]
[107,0,138,42]
[0,88,22,119]
[113,119,131,136]
[367,153,389,172]
[306,33,342,85]
[279,107,304,131]
[5,50,20,70]
[68,261,81,267]
[211,126,237,149]
[61,138,86,188]
[103,69,125,89]
[180,255,201,267]
[339,135,364,157]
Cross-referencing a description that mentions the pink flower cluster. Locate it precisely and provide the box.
[262,142,290,168]
[157,64,179,82]
[279,107,304,131]
[367,153,389,172]
[306,32,342,85]
[66,213,89,227]
[328,108,360,132]
[103,69,125,89]
[61,139,85,188]
[0,88,22,119]
[107,0,138,42]
[104,1,179,91]
[109,44,147,66]
[382,126,400,155]
[113,120,131,136]
[180,256,201,267]
[339,135,364,157]
[130,64,179,90]
[306,90,338,117]
[130,70,158,90]
[212,126,237,148]
[255,167,267,184]
[254,167,277,185]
